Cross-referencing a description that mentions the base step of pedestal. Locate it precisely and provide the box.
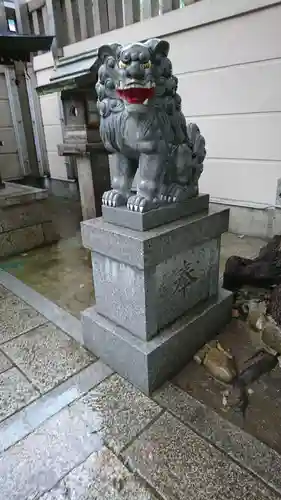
[81,288,232,395]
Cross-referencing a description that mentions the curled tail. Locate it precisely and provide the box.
[186,123,206,164]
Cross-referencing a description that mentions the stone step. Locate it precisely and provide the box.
[0,222,58,259]
[0,182,58,258]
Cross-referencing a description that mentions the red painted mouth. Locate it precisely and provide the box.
[117,86,155,104]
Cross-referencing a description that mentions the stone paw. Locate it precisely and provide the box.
[162,183,198,203]
[102,190,128,207]
[127,194,160,213]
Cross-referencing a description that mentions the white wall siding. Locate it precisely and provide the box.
[201,159,281,206]
[34,0,281,205]
[178,60,281,117]
[169,3,281,206]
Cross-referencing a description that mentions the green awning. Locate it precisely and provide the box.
[37,49,100,95]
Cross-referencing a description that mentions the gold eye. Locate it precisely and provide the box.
[118,60,127,69]
[141,61,152,70]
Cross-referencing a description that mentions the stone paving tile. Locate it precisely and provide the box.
[2,322,95,393]
[0,404,102,500]
[123,412,279,500]
[71,374,162,454]
[0,284,11,300]
[154,383,281,496]
[0,367,39,422]
[0,361,112,454]
[0,351,12,374]
[0,294,46,344]
[40,447,157,500]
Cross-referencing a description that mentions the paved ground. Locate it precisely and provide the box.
[1,278,281,499]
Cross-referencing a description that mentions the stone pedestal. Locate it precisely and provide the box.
[0,182,59,259]
[81,200,232,395]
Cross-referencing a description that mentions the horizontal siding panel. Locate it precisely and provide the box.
[47,152,68,180]
[44,124,64,152]
[179,59,281,117]
[40,94,62,126]
[0,128,18,154]
[169,5,281,74]
[0,153,22,180]
[193,113,281,161]
[201,158,281,206]
[0,101,13,127]
[0,75,8,99]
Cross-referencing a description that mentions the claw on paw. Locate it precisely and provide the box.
[127,194,160,213]
[160,183,198,203]
[102,190,128,207]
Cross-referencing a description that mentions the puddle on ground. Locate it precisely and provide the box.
[1,233,95,318]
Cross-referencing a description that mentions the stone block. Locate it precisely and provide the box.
[0,183,59,258]
[92,237,221,340]
[81,208,229,269]
[42,221,59,244]
[0,224,45,258]
[83,210,227,340]
[0,200,50,234]
[81,288,232,395]
[102,194,209,231]
[0,182,47,208]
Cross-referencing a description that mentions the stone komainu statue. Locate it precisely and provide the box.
[96,38,206,213]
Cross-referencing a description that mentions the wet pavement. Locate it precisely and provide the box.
[174,318,281,455]
[0,197,94,318]
[0,194,265,318]
[1,197,280,498]
[1,280,281,499]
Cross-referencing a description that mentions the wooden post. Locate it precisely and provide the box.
[92,0,109,35]
[78,0,94,39]
[159,0,173,14]
[76,155,96,221]
[5,66,30,176]
[0,140,4,188]
[45,0,65,58]
[141,0,159,19]
[122,0,140,25]
[24,65,50,177]
[64,0,77,43]
[107,0,117,31]
[0,0,8,187]
[0,0,7,31]
[41,3,48,32]
[14,0,30,34]
[31,10,40,34]
[14,0,50,179]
